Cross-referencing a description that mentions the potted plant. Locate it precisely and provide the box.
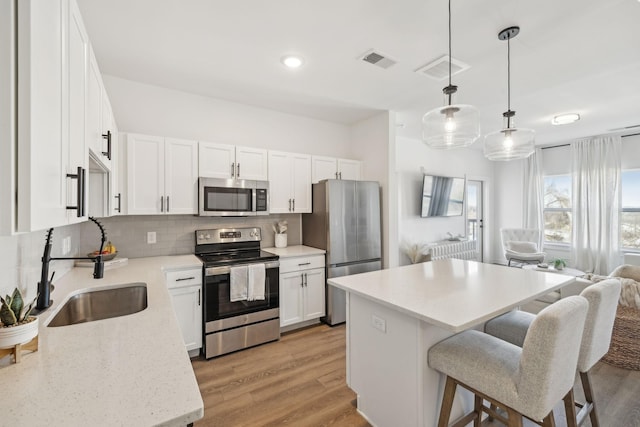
[0,288,39,352]
[553,259,567,271]
[273,220,288,248]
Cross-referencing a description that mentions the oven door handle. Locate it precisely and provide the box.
[205,260,279,276]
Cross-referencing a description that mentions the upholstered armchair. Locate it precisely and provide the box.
[500,228,546,267]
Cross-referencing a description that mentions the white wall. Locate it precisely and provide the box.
[350,111,394,267]
[395,137,495,265]
[103,75,353,157]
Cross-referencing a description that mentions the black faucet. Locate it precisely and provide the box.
[35,217,107,312]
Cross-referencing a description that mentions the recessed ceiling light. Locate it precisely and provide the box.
[281,55,304,69]
[551,113,580,125]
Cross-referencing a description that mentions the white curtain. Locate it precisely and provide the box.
[523,148,544,248]
[571,135,621,274]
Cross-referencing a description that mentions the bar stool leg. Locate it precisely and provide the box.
[438,376,457,427]
[506,407,523,427]
[563,389,578,427]
[580,371,600,427]
[473,394,482,427]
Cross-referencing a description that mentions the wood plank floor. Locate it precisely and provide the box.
[192,324,369,427]
[192,324,640,427]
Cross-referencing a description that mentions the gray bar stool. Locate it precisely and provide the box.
[485,279,621,426]
[429,296,588,427]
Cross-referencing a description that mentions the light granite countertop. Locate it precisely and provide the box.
[328,259,575,333]
[262,245,326,258]
[1,255,204,427]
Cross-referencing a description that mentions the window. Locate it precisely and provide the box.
[621,170,640,250]
[543,175,572,244]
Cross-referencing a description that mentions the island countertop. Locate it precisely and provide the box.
[1,255,204,427]
[328,259,575,333]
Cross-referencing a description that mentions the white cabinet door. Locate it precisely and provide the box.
[165,138,198,214]
[291,153,311,213]
[303,268,326,321]
[268,151,292,214]
[198,141,235,179]
[312,156,338,183]
[169,285,202,352]
[126,134,164,215]
[17,0,68,232]
[280,271,304,327]
[86,50,103,162]
[66,0,89,224]
[338,158,362,181]
[235,146,268,181]
[109,119,122,216]
[268,151,311,214]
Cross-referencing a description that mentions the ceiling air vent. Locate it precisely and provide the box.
[415,55,470,80]
[360,49,397,69]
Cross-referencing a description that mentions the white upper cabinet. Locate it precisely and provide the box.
[165,138,199,214]
[199,141,268,181]
[268,151,311,214]
[86,47,114,170]
[311,156,362,183]
[15,0,94,232]
[126,134,197,215]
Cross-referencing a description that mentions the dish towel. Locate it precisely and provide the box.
[247,263,266,301]
[230,265,248,302]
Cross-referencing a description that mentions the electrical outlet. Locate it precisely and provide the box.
[147,231,157,244]
[62,237,71,255]
[371,314,386,333]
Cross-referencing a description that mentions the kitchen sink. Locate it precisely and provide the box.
[47,283,148,327]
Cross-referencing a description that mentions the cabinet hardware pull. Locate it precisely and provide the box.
[176,277,195,281]
[237,163,240,178]
[301,274,304,287]
[292,198,295,211]
[66,166,85,217]
[167,196,170,213]
[160,196,164,212]
[298,262,311,266]
[101,130,112,160]
[338,171,342,179]
[115,193,121,213]
[304,273,308,286]
[231,162,235,177]
[335,171,338,179]
[80,167,86,216]
[288,199,292,211]
[198,289,201,306]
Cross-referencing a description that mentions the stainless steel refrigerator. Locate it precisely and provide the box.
[302,180,382,325]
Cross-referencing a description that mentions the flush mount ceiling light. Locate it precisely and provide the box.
[551,113,580,125]
[421,0,480,149]
[281,55,304,69]
[484,26,535,161]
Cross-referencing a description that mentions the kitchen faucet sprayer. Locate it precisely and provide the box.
[35,217,107,312]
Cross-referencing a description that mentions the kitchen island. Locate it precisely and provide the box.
[1,255,204,426]
[328,259,575,427]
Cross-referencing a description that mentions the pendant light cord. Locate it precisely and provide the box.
[507,36,511,113]
[448,0,452,89]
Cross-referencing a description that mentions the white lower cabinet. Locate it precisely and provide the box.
[279,254,325,328]
[165,268,202,355]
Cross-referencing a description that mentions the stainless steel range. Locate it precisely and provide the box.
[195,227,280,359]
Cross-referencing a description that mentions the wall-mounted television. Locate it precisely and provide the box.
[420,175,465,217]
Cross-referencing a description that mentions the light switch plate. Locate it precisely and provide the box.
[147,231,157,244]
[372,314,386,333]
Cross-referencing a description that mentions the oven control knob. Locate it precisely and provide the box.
[198,234,205,240]
[205,234,211,240]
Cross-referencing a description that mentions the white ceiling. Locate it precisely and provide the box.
[77,0,640,146]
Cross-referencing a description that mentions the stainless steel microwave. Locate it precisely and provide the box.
[198,177,269,216]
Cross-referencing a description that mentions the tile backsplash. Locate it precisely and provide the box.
[0,213,302,301]
[79,214,302,259]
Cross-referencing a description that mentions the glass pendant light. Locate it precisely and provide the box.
[484,26,535,161]
[422,0,480,149]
